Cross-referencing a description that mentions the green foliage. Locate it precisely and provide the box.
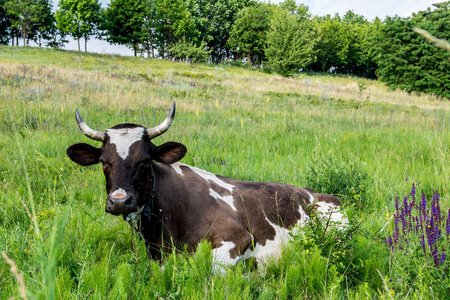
[103,0,146,56]
[265,3,319,76]
[0,0,12,45]
[154,0,192,58]
[168,38,211,63]
[227,3,273,66]
[304,155,369,207]
[310,11,381,78]
[376,2,450,98]
[0,47,449,298]
[184,0,256,62]
[55,0,102,52]
[4,0,42,46]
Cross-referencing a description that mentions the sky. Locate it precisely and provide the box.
[52,0,441,56]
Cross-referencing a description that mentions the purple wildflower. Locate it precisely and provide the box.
[432,245,440,266]
[421,192,427,215]
[421,234,426,257]
[446,210,450,238]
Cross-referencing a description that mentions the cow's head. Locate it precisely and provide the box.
[67,102,186,218]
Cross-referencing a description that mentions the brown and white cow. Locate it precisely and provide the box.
[67,102,347,271]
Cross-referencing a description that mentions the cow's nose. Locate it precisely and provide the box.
[106,193,137,214]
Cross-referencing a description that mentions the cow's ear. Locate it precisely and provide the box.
[67,143,101,166]
[155,142,187,164]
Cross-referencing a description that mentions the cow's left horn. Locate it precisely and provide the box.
[146,101,176,139]
[75,109,105,141]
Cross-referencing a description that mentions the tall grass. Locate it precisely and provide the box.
[1,46,449,298]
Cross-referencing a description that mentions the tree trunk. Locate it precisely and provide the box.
[77,38,80,51]
[22,29,26,47]
[85,36,87,52]
[248,54,252,66]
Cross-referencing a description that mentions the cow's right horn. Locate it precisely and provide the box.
[146,101,176,139]
[75,109,105,141]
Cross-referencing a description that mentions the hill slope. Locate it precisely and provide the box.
[1,46,449,298]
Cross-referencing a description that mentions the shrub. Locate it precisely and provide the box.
[303,156,368,207]
[168,39,211,64]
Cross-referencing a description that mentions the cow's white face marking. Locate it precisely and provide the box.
[211,241,239,274]
[107,127,145,160]
[209,188,237,211]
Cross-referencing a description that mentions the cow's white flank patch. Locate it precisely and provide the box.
[212,241,239,274]
[252,217,291,264]
[209,188,237,211]
[295,205,310,228]
[170,163,184,176]
[171,162,235,198]
[305,190,315,203]
[176,163,234,192]
[107,127,145,160]
[316,201,349,229]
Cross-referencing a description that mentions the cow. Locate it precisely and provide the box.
[67,101,347,271]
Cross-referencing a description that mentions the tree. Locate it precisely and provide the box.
[32,0,55,47]
[154,0,192,58]
[140,0,158,58]
[56,0,102,52]
[4,0,41,46]
[227,3,273,66]
[375,2,450,98]
[184,0,257,62]
[265,4,319,76]
[103,0,146,56]
[309,11,380,78]
[0,0,12,45]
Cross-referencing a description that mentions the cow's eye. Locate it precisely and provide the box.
[101,160,111,169]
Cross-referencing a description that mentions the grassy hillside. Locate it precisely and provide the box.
[1,46,449,298]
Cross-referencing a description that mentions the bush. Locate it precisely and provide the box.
[303,156,368,207]
[168,39,211,64]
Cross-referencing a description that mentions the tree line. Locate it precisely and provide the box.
[1,0,449,98]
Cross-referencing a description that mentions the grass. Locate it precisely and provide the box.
[1,45,449,298]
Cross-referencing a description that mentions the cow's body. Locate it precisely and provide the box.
[67,102,347,271]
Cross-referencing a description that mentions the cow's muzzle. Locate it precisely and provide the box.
[105,193,138,214]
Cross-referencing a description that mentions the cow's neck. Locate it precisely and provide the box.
[126,163,171,259]
[127,162,156,225]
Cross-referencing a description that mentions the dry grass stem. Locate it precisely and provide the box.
[1,252,28,300]
[414,27,450,52]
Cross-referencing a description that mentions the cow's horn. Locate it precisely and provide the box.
[146,101,176,139]
[75,109,105,141]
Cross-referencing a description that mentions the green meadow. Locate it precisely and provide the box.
[1,46,449,299]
